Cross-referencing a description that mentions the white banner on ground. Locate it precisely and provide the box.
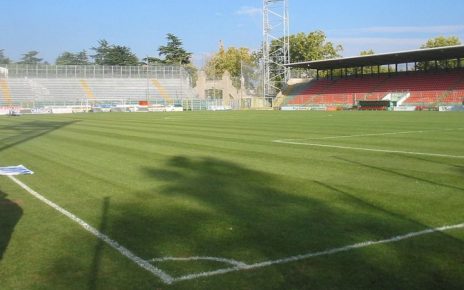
[394,106,416,111]
[0,165,34,176]
[439,105,464,112]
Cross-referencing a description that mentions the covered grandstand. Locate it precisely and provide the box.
[283,45,464,110]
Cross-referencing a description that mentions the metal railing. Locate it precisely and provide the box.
[0,64,189,79]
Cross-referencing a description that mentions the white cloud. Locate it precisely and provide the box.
[332,37,425,46]
[329,37,428,57]
[235,6,261,17]
[326,25,464,56]
[332,25,464,35]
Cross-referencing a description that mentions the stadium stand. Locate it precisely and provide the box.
[284,45,464,109]
[0,64,194,107]
[287,71,464,106]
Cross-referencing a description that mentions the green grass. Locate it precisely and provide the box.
[0,111,463,290]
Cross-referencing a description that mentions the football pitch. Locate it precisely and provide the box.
[1,111,463,289]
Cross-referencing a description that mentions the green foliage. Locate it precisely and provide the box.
[183,63,198,87]
[56,50,90,65]
[269,30,343,80]
[91,40,139,66]
[342,49,392,77]
[105,45,139,66]
[418,36,462,70]
[205,46,256,78]
[0,49,11,64]
[360,49,375,56]
[17,50,43,64]
[149,33,192,65]
[146,33,197,85]
[204,45,258,89]
[91,39,111,65]
[420,36,461,49]
[289,30,343,63]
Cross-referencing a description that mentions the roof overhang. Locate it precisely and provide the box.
[286,45,464,70]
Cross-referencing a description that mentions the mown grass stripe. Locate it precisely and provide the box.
[8,175,175,284]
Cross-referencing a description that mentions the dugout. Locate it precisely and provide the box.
[358,100,396,111]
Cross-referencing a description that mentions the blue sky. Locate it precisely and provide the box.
[1,0,463,65]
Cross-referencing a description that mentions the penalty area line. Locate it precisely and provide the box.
[282,130,427,142]
[273,140,464,159]
[8,176,174,285]
[173,222,464,283]
[280,127,464,142]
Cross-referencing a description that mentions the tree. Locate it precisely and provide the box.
[56,50,90,65]
[91,40,138,65]
[0,49,11,64]
[418,36,462,70]
[18,51,43,64]
[149,33,192,65]
[204,45,258,89]
[360,49,375,56]
[91,40,111,65]
[269,30,343,79]
[145,33,197,85]
[420,36,461,49]
[288,31,343,63]
[104,45,138,65]
[205,45,256,77]
[76,50,90,64]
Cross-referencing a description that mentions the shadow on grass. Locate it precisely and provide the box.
[0,120,77,152]
[87,197,110,290]
[335,156,464,192]
[401,154,464,176]
[110,156,346,260]
[109,157,463,278]
[0,190,23,260]
[45,156,464,289]
[314,180,464,244]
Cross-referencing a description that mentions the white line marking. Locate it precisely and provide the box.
[150,256,248,267]
[273,140,464,159]
[8,177,464,284]
[283,130,426,141]
[281,128,464,142]
[8,176,174,285]
[172,222,464,283]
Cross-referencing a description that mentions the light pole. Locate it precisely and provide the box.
[146,56,150,102]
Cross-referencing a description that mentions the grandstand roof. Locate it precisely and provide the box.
[287,45,464,70]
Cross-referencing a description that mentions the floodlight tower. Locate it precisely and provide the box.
[262,0,290,103]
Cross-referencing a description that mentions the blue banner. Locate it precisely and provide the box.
[0,165,34,176]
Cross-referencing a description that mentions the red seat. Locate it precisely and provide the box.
[286,70,464,106]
